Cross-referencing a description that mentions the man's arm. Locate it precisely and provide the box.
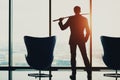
[58,18,70,30]
[85,19,90,42]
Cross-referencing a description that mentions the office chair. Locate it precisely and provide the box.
[101,36,120,80]
[24,36,56,80]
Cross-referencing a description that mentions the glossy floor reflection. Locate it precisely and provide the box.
[4,70,118,80]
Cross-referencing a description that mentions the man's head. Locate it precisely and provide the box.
[74,6,81,15]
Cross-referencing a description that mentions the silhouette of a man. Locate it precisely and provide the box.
[58,6,91,80]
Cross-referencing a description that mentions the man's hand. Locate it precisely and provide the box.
[59,18,64,22]
[85,36,89,43]
[58,18,64,26]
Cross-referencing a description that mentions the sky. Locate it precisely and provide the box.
[1,0,120,40]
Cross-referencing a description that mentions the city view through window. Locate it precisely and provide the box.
[1,0,120,68]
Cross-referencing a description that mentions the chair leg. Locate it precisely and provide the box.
[28,70,51,80]
[103,70,120,80]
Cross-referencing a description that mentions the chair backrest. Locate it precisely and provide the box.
[101,36,120,69]
[24,36,56,69]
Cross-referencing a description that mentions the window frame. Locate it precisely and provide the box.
[0,0,110,80]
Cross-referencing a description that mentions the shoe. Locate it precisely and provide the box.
[87,74,91,80]
[70,75,72,79]
[70,75,76,80]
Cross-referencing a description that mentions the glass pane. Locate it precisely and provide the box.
[13,71,52,80]
[52,0,90,67]
[92,0,120,67]
[13,0,49,66]
[13,71,35,80]
[0,71,8,80]
[0,0,8,66]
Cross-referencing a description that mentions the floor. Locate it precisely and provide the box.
[0,70,120,80]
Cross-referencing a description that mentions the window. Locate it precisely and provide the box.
[92,0,120,67]
[52,0,90,67]
[1,1,120,80]
[12,0,49,66]
[0,0,9,66]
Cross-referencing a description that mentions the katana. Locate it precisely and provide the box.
[53,13,89,22]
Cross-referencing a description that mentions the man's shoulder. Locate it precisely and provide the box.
[68,15,88,22]
[80,15,87,20]
[71,15,87,19]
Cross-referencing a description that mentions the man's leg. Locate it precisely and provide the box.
[78,43,91,80]
[70,44,77,80]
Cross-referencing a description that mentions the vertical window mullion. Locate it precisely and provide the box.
[90,0,92,79]
[9,0,13,80]
[49,0,51,37]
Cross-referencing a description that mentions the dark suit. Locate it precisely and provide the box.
[58,14,91,79]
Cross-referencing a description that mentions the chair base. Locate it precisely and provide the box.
[104,73,120,80]
[28,73,52,78]
[104,73,120,77]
